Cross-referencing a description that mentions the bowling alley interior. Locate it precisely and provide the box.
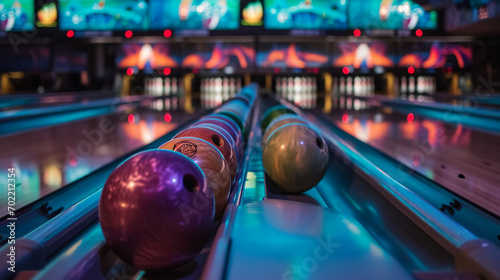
[2,0,500,279]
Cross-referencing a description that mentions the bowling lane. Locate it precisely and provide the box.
[316,107,500,217]
[224,96,452,277]
[0,90,115,112]
[0,106,198,217]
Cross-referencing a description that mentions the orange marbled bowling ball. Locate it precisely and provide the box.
[174,126,237,181]
[159,137,231,219]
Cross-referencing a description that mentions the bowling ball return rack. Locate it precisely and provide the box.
[1,94,500,279]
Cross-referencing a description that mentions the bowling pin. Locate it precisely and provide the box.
[287,77,294,102]
[333,77,338,97]
[172,78,178,95]
[281,78,287,97]
[417,76,423,94]
[401,76,407,95]
[354,99,361,111]
[346,76,353,95]
[294,88,302,107]
[223,90,230,102]
[164,77,171,96]
[409,76,415,94]
[362,77,368,96]
[354,76,361,96]
[294,76,301,94]
[339,77,346,95]
[229,78,236,96]
[305,77,311,94]
[165,97,171,110]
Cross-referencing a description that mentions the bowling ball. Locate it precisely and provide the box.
[190,123,240,161]
[228,98,250,109]
[262,114,308,144]
[232,95,251,106]
[99,150,214,271]
[203,114,241,136]
[217,111,244,131]
[217,104,247,121]
[195,118,244,155]
[222,101,249,113]
[262,124,329,193]
[174,126,238,180]
[159,137,231,219]
[261,105,296,131]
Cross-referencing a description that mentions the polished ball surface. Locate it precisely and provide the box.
[217,110,244,131]
[174,126,238,180]
[194,118,244,155]
[262,114,308,144]
[160,137,231,219]
[99,150,214,271]
[263,124,329,193]
[202,114,241,136]
[261,105,296,131]
[190,123,239,161]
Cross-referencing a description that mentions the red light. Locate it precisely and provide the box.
[447,67,452,73]
[69,157,77,167]
[312,67,319,73]
[273,67,281,73]
[125,30,133,38]
[408,66,415,74]
[342,67,350,75]
[66,30,74,38]
[163,29,172,38]
[126,68,134,75]
[415,29,423,37]
[192,68,199,74]
[342,114,349,123]
[407,113,414,124]
[128,114,135,124]
[163,68,171,75]
[164,113,172,123]
[353,29,361,37]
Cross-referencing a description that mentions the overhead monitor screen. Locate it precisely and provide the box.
[0,0,35,31]
[59,0,149,30]
[348,0,437,30]
[150,0,239,30]
[264,0,347,29]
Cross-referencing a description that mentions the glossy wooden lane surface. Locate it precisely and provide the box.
[323,109,500,216]
[0,109,191,217]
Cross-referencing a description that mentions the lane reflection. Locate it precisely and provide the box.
[329,108,500,216]
[0,108,193,216]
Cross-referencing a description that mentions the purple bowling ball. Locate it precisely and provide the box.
[99,150,214,271]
